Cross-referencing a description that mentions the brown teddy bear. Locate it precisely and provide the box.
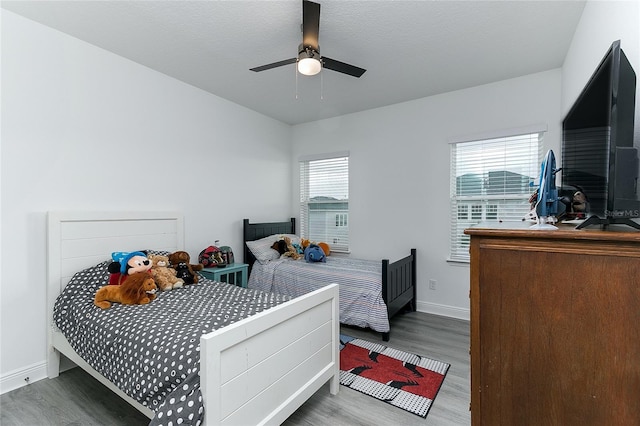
[94,272,157,309]
[148,254,184,291]
[168,251,204,284]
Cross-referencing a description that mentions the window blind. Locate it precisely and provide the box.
[299,154,349,252]
[450,131,544,262]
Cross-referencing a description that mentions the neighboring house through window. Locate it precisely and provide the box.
[449,128,545,262]
[299,152,349,252]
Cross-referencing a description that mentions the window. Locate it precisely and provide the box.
[300,153,349,252]
[335,213,348,227]
[450,130,544,262]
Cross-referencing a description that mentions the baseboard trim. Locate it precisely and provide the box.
[416,301,470,321]
[0,361,47,395]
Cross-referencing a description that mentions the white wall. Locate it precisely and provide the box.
[561,0,640,142]
[291,69,563,319]
[0,11,292,392]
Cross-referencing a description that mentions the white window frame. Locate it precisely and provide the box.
[299,152,350,252]
[449,126,545,263]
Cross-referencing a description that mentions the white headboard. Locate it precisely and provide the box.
[47,211,184,323]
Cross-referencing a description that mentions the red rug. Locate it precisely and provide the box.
[339,335,449,417]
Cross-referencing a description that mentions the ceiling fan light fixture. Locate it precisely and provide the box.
[297,45,321,75]
[298,57,321,75]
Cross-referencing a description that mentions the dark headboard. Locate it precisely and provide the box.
[243,218,296,267]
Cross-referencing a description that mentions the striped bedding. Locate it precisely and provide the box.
[248,256,390,333]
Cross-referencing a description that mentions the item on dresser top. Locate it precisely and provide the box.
[107,250,152,285]
[168,251,203,284]
[93,271,157,309]
[148,254,184,291]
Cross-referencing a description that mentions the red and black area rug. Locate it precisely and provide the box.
[339,335,450,418]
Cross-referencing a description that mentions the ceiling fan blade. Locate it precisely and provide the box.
[302,0,320,50]
[250,58,297,72]
[322,57,367,78]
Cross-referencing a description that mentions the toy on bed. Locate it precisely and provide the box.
[304,244,327,263]
[317,242,330,256]
[94,271,158,309]
[271,236,304,260]
[148,254,184,291]
[169,251,204,284]
[301,238,330,258]
[107,251,152,285]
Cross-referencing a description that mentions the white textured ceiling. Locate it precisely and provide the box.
[2,0,585,125]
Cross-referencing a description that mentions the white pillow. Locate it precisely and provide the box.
[246,234,301,264]
[246,236,280,264]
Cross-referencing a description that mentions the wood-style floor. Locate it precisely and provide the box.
[0,312,470,425]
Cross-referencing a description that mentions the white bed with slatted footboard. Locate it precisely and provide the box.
[46,211,339,425]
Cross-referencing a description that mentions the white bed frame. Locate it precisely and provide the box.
[46,211,339,425]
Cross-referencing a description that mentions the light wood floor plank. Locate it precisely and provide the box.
[1,312,470,425]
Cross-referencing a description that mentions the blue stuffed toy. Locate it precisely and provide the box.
[304,244,326,263]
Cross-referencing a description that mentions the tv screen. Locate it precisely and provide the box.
[561,40,639,229]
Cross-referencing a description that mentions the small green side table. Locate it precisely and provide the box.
[199,263,248,288]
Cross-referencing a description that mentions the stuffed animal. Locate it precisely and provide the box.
[300,239,330,257]
[317,242,331,256]
[107,251,152,285]
[301,238,311,250]
[271,239,287,255]
[148,254,184,291]
[168,251,204,284]
[94,272,157,309]
[271,236,303,260]
[304,244,326,263]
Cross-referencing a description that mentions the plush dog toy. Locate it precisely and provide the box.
[107,251,152,285]
[94,272,157,309]
[168,251,203,284]
[148,254,184,291]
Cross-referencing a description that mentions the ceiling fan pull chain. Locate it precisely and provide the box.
[320,69,324,100]
[295,62,299,99]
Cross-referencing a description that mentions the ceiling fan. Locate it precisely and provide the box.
[250,0,366,78]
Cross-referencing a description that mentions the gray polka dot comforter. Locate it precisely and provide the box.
[53,259,290,426]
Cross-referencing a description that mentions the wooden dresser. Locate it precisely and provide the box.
[465,223,640,426]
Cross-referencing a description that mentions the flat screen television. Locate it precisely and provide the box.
[561,40,639,229]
